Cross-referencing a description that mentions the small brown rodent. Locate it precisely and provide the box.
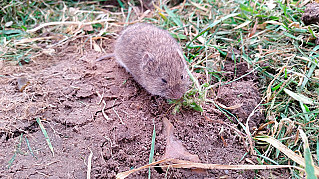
[97,23,189,99]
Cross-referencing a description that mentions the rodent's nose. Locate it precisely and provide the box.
[167,84,187,99]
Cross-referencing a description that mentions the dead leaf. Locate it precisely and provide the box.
[288,22,300,28]
[215,101,242,110]
[248,20,258,38]
[162,118,206,174]
[116,159,173,179]
[93,41,102,52]
[162,118,200,162]
[116,157,306,179]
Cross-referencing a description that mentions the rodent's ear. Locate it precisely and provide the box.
[142,53,156,73]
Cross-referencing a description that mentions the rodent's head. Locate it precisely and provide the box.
[141,49,190,99]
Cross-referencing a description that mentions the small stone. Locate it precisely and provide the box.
[17,77,29,92]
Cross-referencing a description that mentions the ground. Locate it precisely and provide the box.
[0,38,285,178]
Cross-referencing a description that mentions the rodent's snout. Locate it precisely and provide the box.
[167,91,184,99]
[166,85,188,99]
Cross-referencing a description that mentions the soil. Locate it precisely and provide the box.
[301,3,319,45]
[302,3,319,25]
[0,38,285,178]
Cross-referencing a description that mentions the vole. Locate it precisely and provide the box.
[97,23,189,99]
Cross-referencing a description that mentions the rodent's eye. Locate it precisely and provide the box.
[161,78,167,83]
[181,75,183,79]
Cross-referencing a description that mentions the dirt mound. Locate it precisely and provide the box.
[0,39,273,178]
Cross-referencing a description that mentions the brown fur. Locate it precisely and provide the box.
[111,23,189,99]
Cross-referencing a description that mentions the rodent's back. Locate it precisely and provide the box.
[114,23,182,68]
[114,23,189,99]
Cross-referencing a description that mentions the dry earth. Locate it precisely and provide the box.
[0,37,287,178]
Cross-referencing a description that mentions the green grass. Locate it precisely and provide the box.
[36,118,54,156]
[1,0,319,177]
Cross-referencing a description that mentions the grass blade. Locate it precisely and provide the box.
[7,153,17,169]
[25,136,37,159]
[163,5,183,27]
[187,13,240,47]
[7,134,23,168]
[256,136,319,177]
[283,88,314,105]
[299,128,317,179]
[87,148,93,179]
[36,118,54,157]
[148,119,156,179]
[117,158,305,179]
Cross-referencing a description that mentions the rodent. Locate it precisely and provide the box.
[97,23,190,99]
